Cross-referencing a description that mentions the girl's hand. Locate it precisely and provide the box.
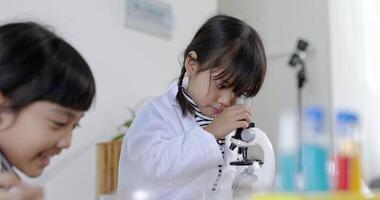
[204,105,252,139]
[0,172,43,200]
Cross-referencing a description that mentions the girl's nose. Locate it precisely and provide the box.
[218,90,235,107]
[57,131,72,149]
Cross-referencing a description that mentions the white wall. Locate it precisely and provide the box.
[0,0,217,199]
[218,0,333,153]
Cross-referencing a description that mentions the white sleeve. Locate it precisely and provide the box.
[124,103,223,183]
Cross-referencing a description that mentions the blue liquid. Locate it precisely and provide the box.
[301,144,329,191]
[279,154,297,191]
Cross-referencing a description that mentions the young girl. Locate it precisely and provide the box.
[0,22,96,199]
[118,15,266,199]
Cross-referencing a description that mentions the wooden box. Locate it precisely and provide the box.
[96,141,122,197]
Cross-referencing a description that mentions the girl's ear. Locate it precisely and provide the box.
[0,91,5,108]
[0,91,14,131]
[0,90,6,109]
[184,51,199,77]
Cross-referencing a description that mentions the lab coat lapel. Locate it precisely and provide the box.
[167,80,195,133]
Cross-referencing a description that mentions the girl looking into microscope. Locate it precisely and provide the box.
[118,14,267,199]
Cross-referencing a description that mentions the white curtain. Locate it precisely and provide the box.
[330,0,380,183]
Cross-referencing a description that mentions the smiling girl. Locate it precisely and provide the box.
[0,22,96,199]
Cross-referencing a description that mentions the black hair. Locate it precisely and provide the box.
[0,22,95,112]
[176,15,267,116]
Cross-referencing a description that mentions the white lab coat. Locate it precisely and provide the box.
[117,81,239,200]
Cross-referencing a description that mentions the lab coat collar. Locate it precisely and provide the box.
[167,78,195,132]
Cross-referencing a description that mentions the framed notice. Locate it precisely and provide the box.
[125,0,174,39]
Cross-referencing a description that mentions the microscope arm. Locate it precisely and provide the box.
[250,127,276,188]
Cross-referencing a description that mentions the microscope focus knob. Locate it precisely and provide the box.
[241,129,255,142]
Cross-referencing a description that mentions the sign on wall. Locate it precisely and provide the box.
[125,0,174,39]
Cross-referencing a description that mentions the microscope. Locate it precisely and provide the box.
[229,97,276,188]
[230,97,262,166]
[229,122,257,166]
